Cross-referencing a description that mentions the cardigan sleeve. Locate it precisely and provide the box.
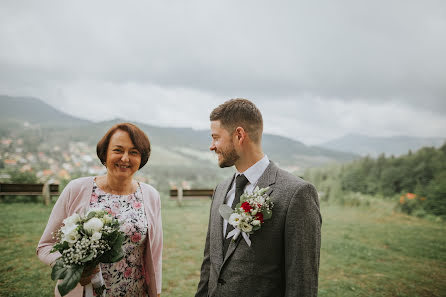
[150,190,163,294]
[36,181,72,266]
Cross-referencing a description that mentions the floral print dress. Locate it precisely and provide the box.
[89,180,148,297]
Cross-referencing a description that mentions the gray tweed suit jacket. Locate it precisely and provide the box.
[195,161,322,297]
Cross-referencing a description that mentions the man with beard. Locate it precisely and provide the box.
[195,98,322,297]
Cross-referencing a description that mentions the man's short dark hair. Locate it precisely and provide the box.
[210,98,263,143]
[96,122,151,169]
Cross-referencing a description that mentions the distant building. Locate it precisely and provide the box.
[4,159,17,165]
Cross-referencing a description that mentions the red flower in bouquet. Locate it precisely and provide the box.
[256,212,264,223]
[241,202,252,212]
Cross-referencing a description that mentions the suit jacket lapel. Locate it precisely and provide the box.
[212,174,236,267]
[255,161,278,196]
[222,162,278,264]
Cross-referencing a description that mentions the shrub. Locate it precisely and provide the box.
[396,193,425,215]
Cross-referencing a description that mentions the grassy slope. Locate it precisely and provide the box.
[0,199,445,297]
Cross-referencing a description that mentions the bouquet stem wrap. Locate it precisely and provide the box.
[84,266,105,297]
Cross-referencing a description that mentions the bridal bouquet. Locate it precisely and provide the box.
[219,186,274,246]
[50,209,125,296]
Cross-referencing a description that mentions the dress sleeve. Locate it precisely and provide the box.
[36,181,72,266]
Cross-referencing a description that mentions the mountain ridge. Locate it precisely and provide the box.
[0,95,91,127]
[1,95,357,171]
[321,133,445,157]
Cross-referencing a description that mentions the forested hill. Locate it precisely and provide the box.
[308,143,446,217]
[342,145,445,195]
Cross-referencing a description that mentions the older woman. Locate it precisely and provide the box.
[37,123,162,297]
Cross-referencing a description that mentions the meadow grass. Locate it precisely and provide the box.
[0,197,445,297]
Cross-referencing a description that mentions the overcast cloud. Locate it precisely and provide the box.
[1,0,445,144]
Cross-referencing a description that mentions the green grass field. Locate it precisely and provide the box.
[0,197,445,297]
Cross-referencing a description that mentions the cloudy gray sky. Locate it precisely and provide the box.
[1,0,445,144]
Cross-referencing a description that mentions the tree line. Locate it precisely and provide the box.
[306,143,446,218]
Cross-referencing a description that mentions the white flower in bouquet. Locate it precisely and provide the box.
[228,213,242,227]
[91,232,102,241]
[62,225,80,244]
[87,208,102,214]
[61,223,76,235]
[240,222,253,233]
[62,213,80,228]
[103,214,113,224]
[252,219,261,226]
[84,217,104,234]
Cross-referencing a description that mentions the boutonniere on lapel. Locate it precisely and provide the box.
[219,186,274,247]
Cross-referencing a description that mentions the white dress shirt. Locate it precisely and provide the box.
[223,154,270,236]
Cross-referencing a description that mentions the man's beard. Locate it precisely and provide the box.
[218,145,240,168]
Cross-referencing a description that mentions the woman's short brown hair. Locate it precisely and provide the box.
[96,123,151,169]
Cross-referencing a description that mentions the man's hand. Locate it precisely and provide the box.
[79,265,100,286]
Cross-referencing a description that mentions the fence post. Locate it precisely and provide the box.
[177,186,183,207]
[42,181,50,206]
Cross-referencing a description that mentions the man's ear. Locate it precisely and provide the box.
[234,127,246,144]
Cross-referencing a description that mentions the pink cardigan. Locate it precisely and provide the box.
[36,176,162,297]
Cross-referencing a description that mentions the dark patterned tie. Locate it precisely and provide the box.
[223,174,249,256]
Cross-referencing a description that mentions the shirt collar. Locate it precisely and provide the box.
[236,155,270,186]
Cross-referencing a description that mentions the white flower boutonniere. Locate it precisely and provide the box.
[219,186,274,247]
